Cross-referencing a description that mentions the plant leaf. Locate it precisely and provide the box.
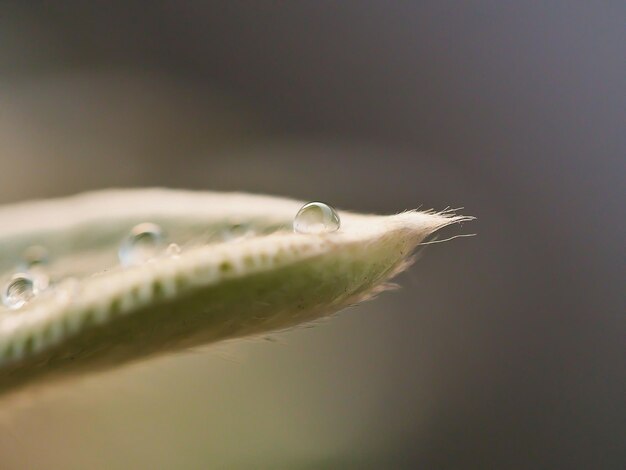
[0,189,470,395]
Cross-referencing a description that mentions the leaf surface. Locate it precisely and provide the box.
[0,189,470,395]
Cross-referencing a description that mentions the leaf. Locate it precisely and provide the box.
[0,189,470,395]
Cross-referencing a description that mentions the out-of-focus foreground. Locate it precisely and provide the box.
[0,2,623,469]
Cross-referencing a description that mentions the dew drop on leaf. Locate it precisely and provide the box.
[54,277,79,305]
[293,202,340,234]
[2,273,38,310]
[165,243,182,258]
[20,245,50,290]
[221,223,254,242]
[118,222,165,266]
[21,245,49,267]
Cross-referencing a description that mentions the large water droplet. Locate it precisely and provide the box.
[2,273,38,310]
[293,202,340,234]
[119,223,165,266]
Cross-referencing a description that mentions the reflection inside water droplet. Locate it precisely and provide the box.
[119,223,165,266]
[2,273,38,310]
[293,202,341,234]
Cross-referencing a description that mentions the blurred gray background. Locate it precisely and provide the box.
[0,2,623,469]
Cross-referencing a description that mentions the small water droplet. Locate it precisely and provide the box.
[165,243,181,258]
[119,223,165,266]
[293,202,340,234]
[54,277,79,305]
[20,245,50,289]
[2,273,38,310]
[22,245,49,267]
[221,223,254,242]
[30,269,50,290]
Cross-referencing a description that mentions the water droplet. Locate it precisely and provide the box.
[221,223,254,242]
[54,277,79,305]
[165,243,181,258]
[293,202,340,234]
[22,245,49,267]
[119,223,165,266]
[2,273,38,310]
[30,269,50,290]
[20,245,50,289]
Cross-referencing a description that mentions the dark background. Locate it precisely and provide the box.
[0,2,623,469]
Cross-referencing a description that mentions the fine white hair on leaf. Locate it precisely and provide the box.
[0,188,472,396]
